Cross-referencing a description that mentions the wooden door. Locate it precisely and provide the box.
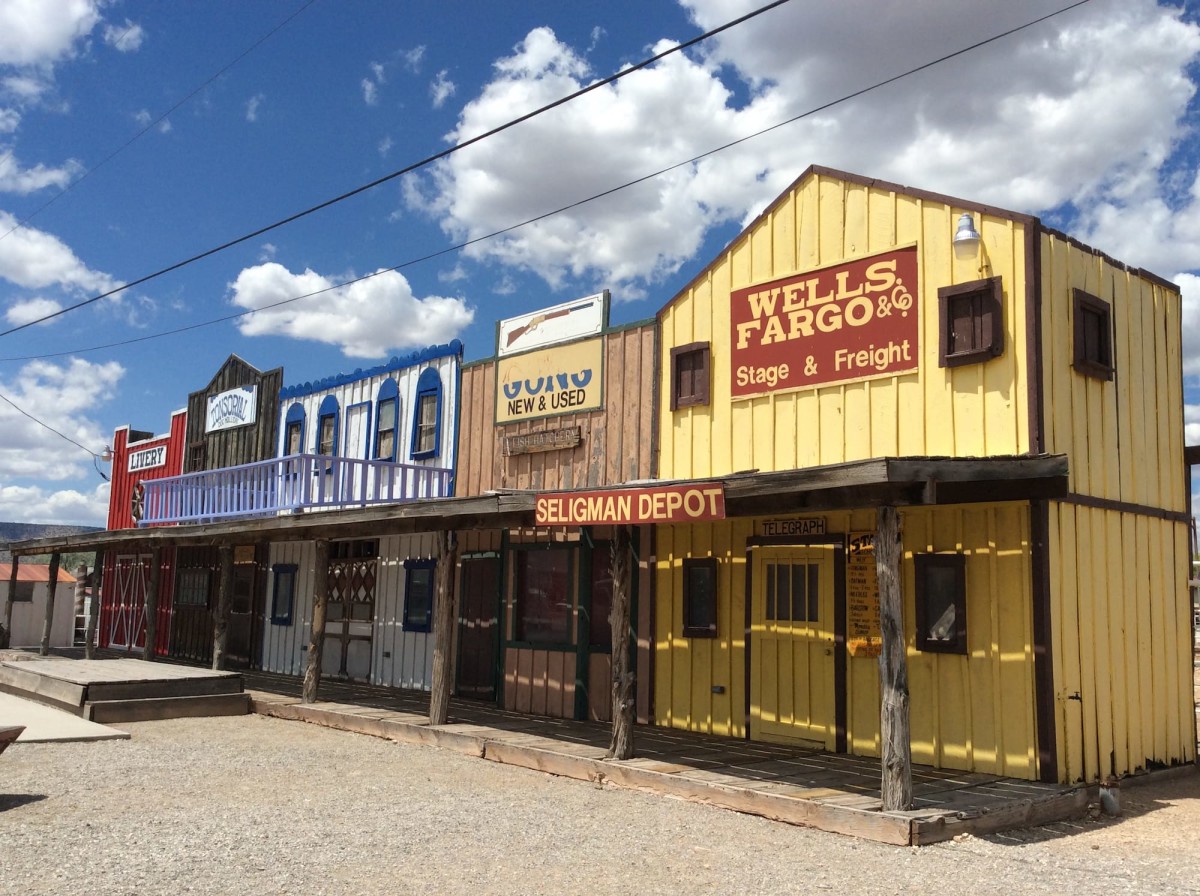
[170,552,215,664]
[343,403,370,502]
[749,545,837,748]
[226,550,263,669]
[107,554,148,650]
[456,556,500,700]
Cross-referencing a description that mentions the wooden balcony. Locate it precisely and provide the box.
[138,454,453,526]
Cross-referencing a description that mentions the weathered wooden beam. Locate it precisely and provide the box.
[85,550,104,659]
[142,545,162,662]
[39,553,61,656]
[877,505,912,811]
[2,554,17,649]
[302,538,330,703]
[608,524,635,760]
[428,530,460,726]
[211,544,233,671]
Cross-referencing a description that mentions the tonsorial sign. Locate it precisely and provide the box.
[537,483,726,526]
[206,385,258,433]
[730,246,919,397]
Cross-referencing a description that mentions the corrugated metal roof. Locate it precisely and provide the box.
[0,563,77,584]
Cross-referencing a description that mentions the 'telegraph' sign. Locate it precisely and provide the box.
[730,247,919,398]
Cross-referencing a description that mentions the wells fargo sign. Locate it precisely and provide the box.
[537,483,725,526]
[496,337,603,424]
[730,246,919,398]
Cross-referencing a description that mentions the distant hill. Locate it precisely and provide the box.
[0,522,102,563]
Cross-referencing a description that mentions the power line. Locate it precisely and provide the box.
[0,0,1094,365]
[0,0,793,339]
[0,0,323,246]
[0,389,109,480]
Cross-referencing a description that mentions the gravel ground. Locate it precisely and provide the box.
[1,714,1198,896]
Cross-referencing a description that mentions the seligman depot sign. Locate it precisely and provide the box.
[730,246,919,398]
[537,483,726,526]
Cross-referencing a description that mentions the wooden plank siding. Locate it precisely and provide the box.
[454,321,657,720]
[654,504,1038,779]
[657,170,1033,481]
[264,531,442,690]
[1038,229,1192,782]
[184,355,282,471]
[456,322,657,495]
[650,166,1192,784]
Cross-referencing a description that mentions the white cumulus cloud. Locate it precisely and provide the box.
[0,0,100,66]
[408,1,1200,298]
[0,209,118,294]
[5,295,62,326]
[228,262,474,357]
[102,18,144,53]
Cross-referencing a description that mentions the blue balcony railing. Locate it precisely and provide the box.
[138,454,453,526]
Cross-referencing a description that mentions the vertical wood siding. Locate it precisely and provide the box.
[277,348,460,471]
[456,322,657,495]
[107,411,188,530]
[1038,232,1193,781]
[184,356,282,471]
[1048,505,1194,782]
[654,504,1037,778]
[263,534,442,690]
[657,170,1032,480]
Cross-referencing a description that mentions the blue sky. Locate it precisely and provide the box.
[0,0,1198,526]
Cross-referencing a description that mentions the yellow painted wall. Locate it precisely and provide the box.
[654,503,1038,779]
[1037,232,1193,782]
[1039,232,1185,509]
[1046,499,1194,783]
[658,170,1032,480]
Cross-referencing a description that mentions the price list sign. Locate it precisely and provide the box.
[847,532,881,657]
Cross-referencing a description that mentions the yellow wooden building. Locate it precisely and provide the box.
[654,165,1192,784]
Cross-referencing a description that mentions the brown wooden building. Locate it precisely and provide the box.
[453,300,658,721]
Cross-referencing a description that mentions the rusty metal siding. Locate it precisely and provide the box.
[457,321,657,495]
[184,355,282,471]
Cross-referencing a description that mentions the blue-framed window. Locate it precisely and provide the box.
[284,403,306,454]
[375,378,400,461]
[402,558,437,632]
[271,564,298,625]
[410,367,442,460]
[317,395,339,456]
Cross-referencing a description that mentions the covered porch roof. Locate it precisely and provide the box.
[4,453,1069,557]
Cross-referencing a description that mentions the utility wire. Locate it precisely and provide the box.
[0,0,1094,365]
[0,0,323,246]
[0,389,109,480]
[0,0,793,339]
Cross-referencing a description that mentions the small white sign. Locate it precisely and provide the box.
[128,444,167,474]
[206,385,258,433]
[497,291,608,357]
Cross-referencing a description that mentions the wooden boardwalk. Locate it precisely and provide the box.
[238,668,1094,846]
[0,654,248,722]
[10,650,1167,845]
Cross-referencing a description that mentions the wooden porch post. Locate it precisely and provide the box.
[211,544,233,671]
[142,545,162,662]
[877,505,912,811]
[85,550,104,659]
[2,554,17,648]
[302,538,330,703]
[39,552,61,656]
[608,524,635,760]
[429,530,459,725]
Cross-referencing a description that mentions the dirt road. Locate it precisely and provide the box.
[2,713,1198,896]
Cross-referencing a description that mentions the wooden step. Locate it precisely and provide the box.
[84,692,251,724]
[0,663,86,712]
